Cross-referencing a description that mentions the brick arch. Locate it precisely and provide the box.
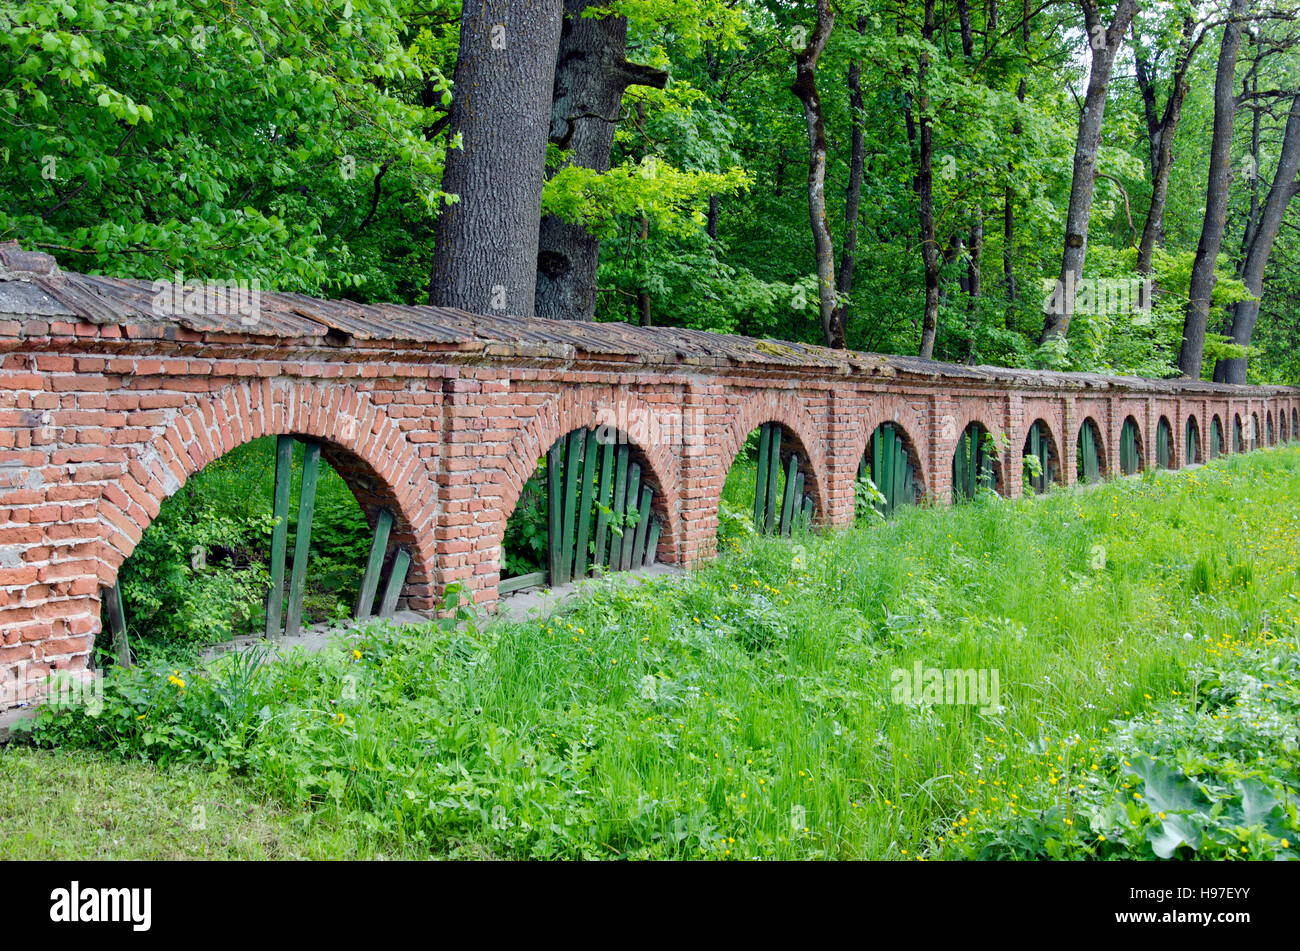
[849,400,930,501]
[1076,416,1109,477]
[1185,414,1203,465]
[1020,416,1064,488]
[489,386,684,570]
[95,379,439,607]
[712,390,831,521]
[939,403,1009,494]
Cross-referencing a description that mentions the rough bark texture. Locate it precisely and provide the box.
[1039,0,1139,343]
[1216,92,1300,383]
[1135,17,1199,274]
[1003,0,1030,311]
[535,0,667,321]
[916,0,940,360]
[1178,0,1251,379]
[835,17,868,322]
[791,0,841,348]
[429,0,564,317]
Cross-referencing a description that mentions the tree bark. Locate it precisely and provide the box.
[534,0,667,321]
[791,0,842,348]
[1003,0,1030,312]
[1215,91,1300,383]
[835,17,868,321]
[1178,0,1251,379]
[916,0,940,359]
[1039,0,1139,343]
[429,0,565,316]
[1135,17,1199,273]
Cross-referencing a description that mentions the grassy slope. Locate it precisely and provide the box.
[11,448,1300,859]
[0,748,400,859]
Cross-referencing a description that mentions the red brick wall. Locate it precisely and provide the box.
[1,314,1297,708]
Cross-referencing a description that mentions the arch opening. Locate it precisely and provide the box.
[1022,419,1061,495]
[952,421,1002,500]
[106,433,418,662]
[1266,411,1275,447]
[719,422,819,546]
[1211,414,1225,459]
[859,421,925,517]
[1250,412,1261,451]
[500,426,669,593]
[1120,416,1144,475]
[1233,414,1244,454]
[1155,416,1174,470]
[1076,417,1106,483]
[1184,416,1201,466]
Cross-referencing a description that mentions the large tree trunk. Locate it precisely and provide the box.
[1215,91,1300,383]
[429,0,564,316]
[791,0,841,348]
[1003,0,1030,313]
[1178,0,1251,379]
[1135,17,1198,274]
[916,0,940,359]
[835,17,868,319]
[534,1,667,321]
[1039,0,1139,343]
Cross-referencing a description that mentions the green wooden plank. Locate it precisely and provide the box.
[592,438,615,571]
[609,446,630,568]
[764,427,781,535]
[264,434,295,637]
[792,471,805,529]
[881,429,895,513]
[558,428,584,585]
[573,429,599,580]
[968,428,981,495]
[104,583,131,668]
[776,453,796,535]
[632,485,653,563]
[643,519,661,567]
[285,441,321,638]
[872,426,884,489]
[354,508,394,619]
[754,423,772,531]
[893,434,906,511]
[379,548,411,617]
[619,463,642,571]
[802,495,814,526]
[546,439,563,584]
[902,458,914,506]
[499,570,546,595]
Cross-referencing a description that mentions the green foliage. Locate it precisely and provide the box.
[30,443,1300,859]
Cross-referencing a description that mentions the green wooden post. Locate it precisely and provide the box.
[779,453,798,535]
[558,429,584,585]
[892,434,906,510]
[801,496,814,526]
[379,548,411,617]
[754,423,772,531]
[643,519,661,567]
[792,471,805,529]
[592,438,615,571]
[546,439,563,584]
[620,463,642,571]
[284,440,321,638]
[608,446,630,568]
[872,426,883,489]
[104,583,131,668]
[968,429,981,495]
[632,485,653,564]
[264,434,295,637]
[354,508,394,619]
[764,428,781,535]
[881,429,896,513]
[573,429,599,580]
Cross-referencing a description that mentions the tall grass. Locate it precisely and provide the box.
[27,448,1300,859]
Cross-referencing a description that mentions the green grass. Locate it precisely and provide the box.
[16,447,1300,859]
[0,747,401,859]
